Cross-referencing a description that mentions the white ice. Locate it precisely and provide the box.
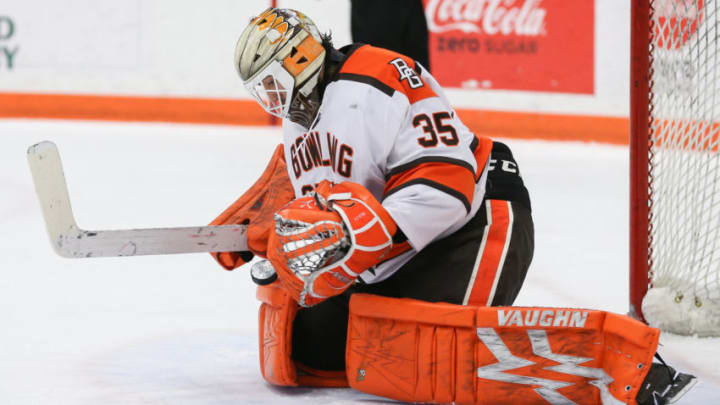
[1,119,718,404]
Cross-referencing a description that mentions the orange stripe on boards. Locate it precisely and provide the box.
[0,92,631,144]
[653,118,720,151]
[464,200,512,307]
[457,108,630,145]
[0,92,272,126]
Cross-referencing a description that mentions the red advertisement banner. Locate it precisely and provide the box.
[423,0,594,94]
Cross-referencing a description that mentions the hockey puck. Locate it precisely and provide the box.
[250,260,278,285]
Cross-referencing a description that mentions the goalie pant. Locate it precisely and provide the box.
[295,140,534,371]
[257,284,660,405]
[292,196,534,371]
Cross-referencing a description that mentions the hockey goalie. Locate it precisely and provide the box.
[210,7,697,405]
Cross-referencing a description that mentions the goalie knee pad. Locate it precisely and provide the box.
[346,294,659,404]
[257,283,299,386]
[256,283,348,387]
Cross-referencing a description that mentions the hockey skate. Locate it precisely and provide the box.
[636,356,697,405]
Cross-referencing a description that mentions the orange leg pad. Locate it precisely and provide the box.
[346,293,658,405]
[257,284,300,386]
[256,284,349,387]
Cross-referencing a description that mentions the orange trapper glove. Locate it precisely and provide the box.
[210,144,295,270]
[267,181,397,307]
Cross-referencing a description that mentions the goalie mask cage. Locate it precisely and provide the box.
[630,0,720,336]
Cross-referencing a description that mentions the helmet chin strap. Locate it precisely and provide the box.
[287,86,322,129]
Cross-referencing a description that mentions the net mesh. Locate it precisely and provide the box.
[643,0,720,335]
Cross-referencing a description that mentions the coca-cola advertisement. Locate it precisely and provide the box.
[423,0,594,94]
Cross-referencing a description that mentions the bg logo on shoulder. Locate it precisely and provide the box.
[389,58,424,89]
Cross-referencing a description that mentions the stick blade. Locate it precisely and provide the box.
[27,141,80,257]
[27,141,249,258]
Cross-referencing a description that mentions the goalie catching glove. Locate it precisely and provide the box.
[267,181,397,307]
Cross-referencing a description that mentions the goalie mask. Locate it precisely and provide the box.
[235,8,326,128]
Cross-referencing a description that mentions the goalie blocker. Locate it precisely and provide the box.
[257,283,691,404]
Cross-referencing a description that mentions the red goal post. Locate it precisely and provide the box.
[630,0,720,336]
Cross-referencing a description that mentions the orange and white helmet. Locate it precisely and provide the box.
[234,8,326,120]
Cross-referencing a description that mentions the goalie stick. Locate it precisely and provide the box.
[27,141,248,258]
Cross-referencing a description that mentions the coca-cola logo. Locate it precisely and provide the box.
[425,0,547,36]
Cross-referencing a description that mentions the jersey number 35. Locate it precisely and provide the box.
[412,112,459,148]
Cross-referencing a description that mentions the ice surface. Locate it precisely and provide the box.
[1,119,718,404]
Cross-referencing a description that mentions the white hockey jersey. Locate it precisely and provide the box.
[281,44,493,283]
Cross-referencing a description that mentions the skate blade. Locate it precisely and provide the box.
[667,373,698,404]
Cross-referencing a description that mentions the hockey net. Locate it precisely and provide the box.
[631,0,720,336]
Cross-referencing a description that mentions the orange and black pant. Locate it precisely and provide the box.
[292,142,534,371]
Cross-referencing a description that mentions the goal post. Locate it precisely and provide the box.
[629,0,651,324]
[630,0,720,336]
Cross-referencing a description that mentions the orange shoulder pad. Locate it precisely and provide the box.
[338,45,437,104]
